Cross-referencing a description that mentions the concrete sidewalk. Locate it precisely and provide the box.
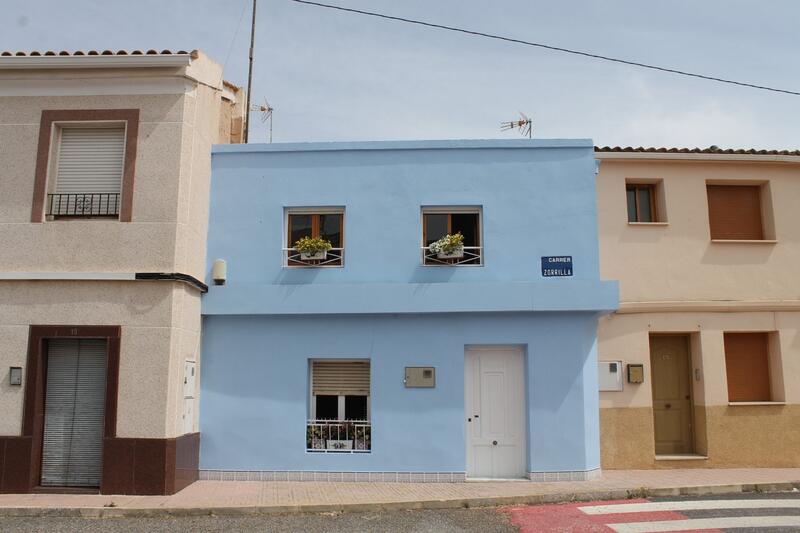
[1,469,799,518]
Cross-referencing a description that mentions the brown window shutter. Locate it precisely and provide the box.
[707,185,763,240]
[312,360,370,396]
[724,332,771,402]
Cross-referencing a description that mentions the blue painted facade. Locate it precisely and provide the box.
[201,139,618,478]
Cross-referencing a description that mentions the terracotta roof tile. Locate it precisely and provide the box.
[1,49,193,57]
[595,145,800,156]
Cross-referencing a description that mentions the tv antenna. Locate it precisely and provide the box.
[251,98,274,142]
[501,112,533,138]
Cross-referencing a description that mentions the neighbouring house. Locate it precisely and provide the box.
[596,146,800,469]
[0,49,243,494]
[200,139,618,482]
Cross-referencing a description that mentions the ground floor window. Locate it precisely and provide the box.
[307,360,371,452]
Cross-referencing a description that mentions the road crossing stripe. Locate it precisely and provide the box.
[579,498,800,515]
[607,515,800,533]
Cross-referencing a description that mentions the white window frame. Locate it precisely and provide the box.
[47,120,128,196]
[308,358,371,422]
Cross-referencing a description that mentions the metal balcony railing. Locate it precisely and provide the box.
[306,420,371,453]
[46,193,120,217]
[284,247,344,267]
[422,246,482,266]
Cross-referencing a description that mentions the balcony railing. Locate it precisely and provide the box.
[306,420,371,453]
[422,246,482,266]
[46,193,120,217]
[284,248,344,267]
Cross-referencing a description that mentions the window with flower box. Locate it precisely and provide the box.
[285,208,344,267]
[307,360,370,452]
[422,207,482,265]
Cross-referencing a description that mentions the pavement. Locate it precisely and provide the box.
[0,468,798,518]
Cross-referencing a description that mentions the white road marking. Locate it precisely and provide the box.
[608,516,800,533]
[579,498,800,514]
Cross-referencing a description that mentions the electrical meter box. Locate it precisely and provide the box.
[598,361,624,392]
[404,367,435,388]
[627,364,645,384]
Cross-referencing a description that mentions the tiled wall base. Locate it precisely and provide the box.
[528,468,601,482]
[201,469,601,483]
[200,470,467,483]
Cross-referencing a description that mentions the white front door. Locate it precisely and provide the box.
[465,347,526,479]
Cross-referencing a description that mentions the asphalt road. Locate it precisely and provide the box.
[4,491,800,532]
[0,507,516,533]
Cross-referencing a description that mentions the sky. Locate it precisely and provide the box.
[3,0,799,148]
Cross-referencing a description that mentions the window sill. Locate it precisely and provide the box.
[711,239,777,244]
[284,265,344,269]
[628,222,668,226]
[422,264,484,268]
[728,401,785,406]
[655,454,708,461]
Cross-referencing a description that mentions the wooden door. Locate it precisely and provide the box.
[649,335,693,455]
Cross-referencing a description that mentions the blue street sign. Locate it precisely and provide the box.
[541,256,573,277]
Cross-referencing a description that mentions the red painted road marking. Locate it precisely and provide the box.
[503,499,725,533]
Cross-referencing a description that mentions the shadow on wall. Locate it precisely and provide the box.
[700,243,775,266]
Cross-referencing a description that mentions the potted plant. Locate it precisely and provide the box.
[294,236,333,261]
[326,421,354,450]
[306,425,326,450]
[429,232,465,259]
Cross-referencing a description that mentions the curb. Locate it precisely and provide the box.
[0,481,798,518]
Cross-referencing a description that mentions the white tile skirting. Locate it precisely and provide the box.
[200,470,467,483]
[200,469,601,483]
[528,468,601,482]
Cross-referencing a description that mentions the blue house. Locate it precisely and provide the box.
[200,139,618,482]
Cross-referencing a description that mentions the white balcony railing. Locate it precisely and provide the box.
[284,248,344,267]
[422,246,482,266]
[306,420,371,453]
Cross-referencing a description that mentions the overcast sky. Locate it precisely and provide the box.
[4,0,799,148]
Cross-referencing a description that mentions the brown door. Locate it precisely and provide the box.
[650,335,693,455]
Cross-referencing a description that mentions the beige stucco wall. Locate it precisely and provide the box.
[0,280,200,439]
[0,55,233,280]
[598,159,800,303]
[0,53,240,441]
[597,156,800,468]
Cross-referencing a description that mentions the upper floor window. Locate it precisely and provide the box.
[422,207,482,266]
[32,109,139,223]
[285,208,344,267]
[47,126,125,219]
[707,184,772,241]
[626,183,657,223]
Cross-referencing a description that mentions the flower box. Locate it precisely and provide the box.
[437,248,464,259]
[300,250,327,261]
[327,439,353,451]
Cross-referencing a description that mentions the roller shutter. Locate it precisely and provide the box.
[707,185,763,240]
[51,127,125,216]
[312,360,370,396]
[41,339,108,487]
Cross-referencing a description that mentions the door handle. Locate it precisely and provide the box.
[467,417,471,422]
[665,403,672,409]
[492,440,498,446]
[474,415,479,418]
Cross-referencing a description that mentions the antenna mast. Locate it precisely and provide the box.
[243,0,258,143]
